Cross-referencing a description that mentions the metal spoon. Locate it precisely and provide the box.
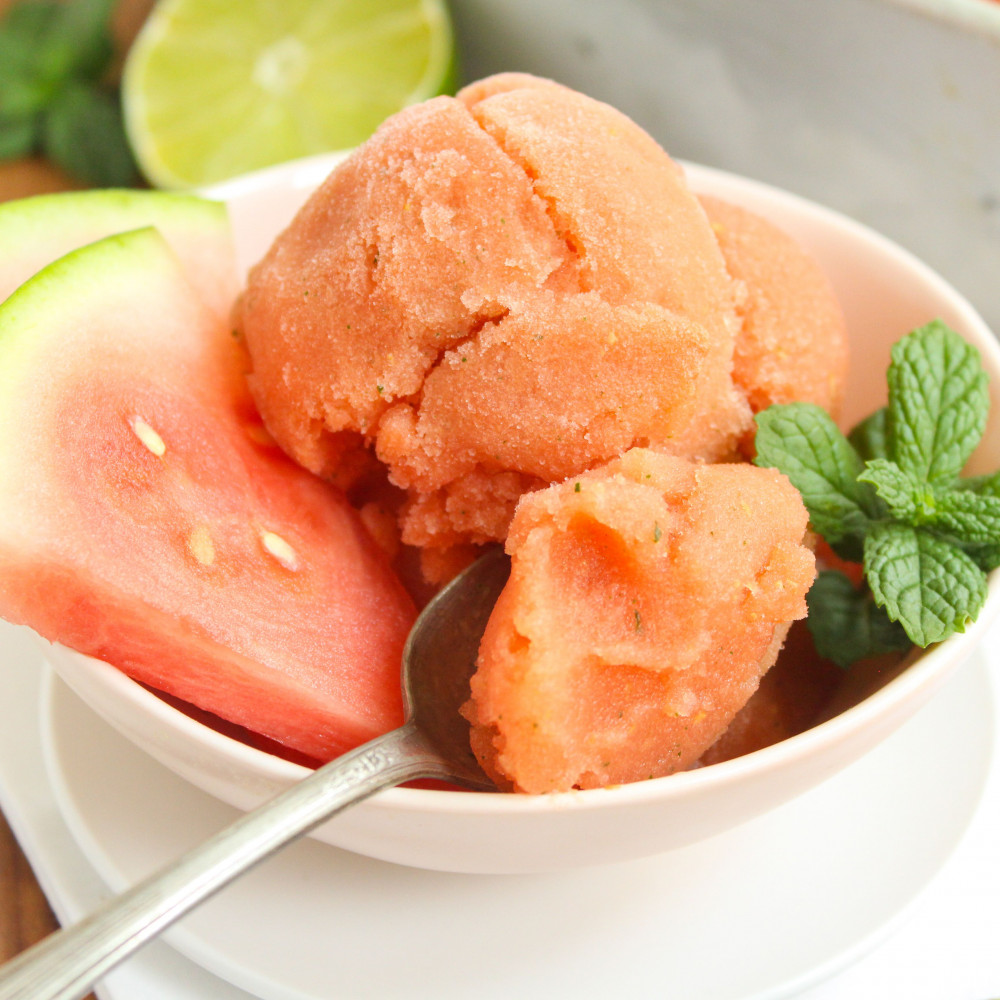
[0,547,509,1000]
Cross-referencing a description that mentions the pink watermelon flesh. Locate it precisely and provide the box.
[0,227,415,761]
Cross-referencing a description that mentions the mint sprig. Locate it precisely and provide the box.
[806,570,910,669]
[754,320,997,667]
[886,321,987,483]
[0,0,139,187]
[864,523,986,647]
[847,407,888,463]
[754,402,878,561]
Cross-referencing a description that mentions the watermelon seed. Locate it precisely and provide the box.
[260,530,299,571]
[130,416,166,457]
[187,525,216,566]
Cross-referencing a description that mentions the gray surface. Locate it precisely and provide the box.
[451,0,1000,332]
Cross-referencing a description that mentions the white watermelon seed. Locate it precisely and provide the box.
[188,524,216,566]
[130,416,166,456]
[261,530,299,570]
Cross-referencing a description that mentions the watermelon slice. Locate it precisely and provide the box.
[0,189,238,324]
[0,226,415,761]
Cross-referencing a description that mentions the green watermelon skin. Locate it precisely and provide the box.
[0,189,238,324]
[0,227,415,761]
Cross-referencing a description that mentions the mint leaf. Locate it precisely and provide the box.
[849,406,888,462]
[806,570,911,668]
[964,543,1000,574]
[0,1,61,74]
[887,320,988,484]
[953,478,1000,572]
[36,0,115,85]
[864,522,986,646]
[0,1,71,118]
[858,458,924,521]
[0,111,37,158]
[0,0,114,93]
[860,460,1000,546]
[956,470,1000,498]
[41,81,139,188]
[754,402,878,559]
[0,0,60,48]
[757,322,999,666]
[0,0,136,186]
[922,489,1000,546]
[0,43,52,119]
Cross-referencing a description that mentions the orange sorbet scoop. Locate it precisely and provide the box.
[236,74,754,553]
[700,195,849,428]
[463,448,816,793]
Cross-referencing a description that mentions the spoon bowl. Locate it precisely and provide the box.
[402,547,508,791]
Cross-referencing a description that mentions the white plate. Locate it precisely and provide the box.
[0,624,257,1000]
[40,655,993,1000]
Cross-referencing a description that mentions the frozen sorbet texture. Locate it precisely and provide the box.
[462,449,815,793]
[238,74,850,557]
[231,72,855,793]
[700,195,848,421]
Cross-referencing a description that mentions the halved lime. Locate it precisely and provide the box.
[122,0,456,189]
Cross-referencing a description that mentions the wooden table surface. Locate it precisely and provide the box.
[0,810,62,968]
[0,1,155,989]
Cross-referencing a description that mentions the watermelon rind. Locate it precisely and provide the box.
[0,226,218,506]
[0,189,238,323]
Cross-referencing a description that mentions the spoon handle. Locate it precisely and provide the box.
[0,721,443,1000]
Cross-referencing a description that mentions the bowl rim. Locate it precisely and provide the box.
[47,152,1000,815]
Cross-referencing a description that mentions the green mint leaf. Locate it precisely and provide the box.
[0,0,61,93]
[921,488,1000,546]
[963,543,1000,573]
[956,470,1000,498]
[41,82,139,187]
[41,0,115,83]
[860,459,1000,546]
[0,27,54,117]
[952,476,1000,569]
[754,402,877,559]
[864,522,986,646]
[0,0,115,119]
[887,320,988,484]
[762,324,999,667]
[848,406,889,462]
[0,1,76,116]
[0,0,61,44]
[0,111,38,159]
[806,569,911,668]
[0,73,51,118]
[857,458,925,521]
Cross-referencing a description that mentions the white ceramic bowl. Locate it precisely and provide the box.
[40,154,1000,874]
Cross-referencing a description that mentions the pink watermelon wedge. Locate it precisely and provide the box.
[0,226,415,762]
